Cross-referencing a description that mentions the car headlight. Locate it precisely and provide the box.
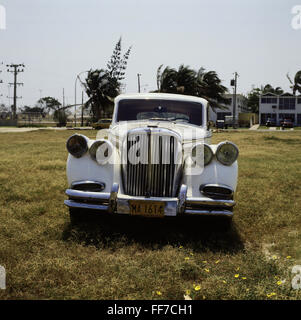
[66,134,88,158]
[191,143,214,166]
[216,141,239,166]
[89,140,113,165]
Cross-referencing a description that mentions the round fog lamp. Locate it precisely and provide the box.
[89,140,113,165]
[191,143,213,166]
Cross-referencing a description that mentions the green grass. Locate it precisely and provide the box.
[258,125,299,131]
[17,123,56,128]
[0,129,301,300]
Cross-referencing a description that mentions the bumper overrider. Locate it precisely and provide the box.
[64,183,235,218]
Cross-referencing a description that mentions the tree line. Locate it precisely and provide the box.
[81,38,301,120]
[11,38,301,123]
[247,75,301,113]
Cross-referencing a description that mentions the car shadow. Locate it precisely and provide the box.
[62,213,244,254]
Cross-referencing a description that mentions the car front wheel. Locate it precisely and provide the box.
[220,216,233,231]
[69,208,85,225]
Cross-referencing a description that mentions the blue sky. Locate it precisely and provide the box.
[0,0,300,109]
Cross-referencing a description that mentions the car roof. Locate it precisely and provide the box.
[114,92,208,106]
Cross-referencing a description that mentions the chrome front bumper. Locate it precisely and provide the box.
[64,183,235,217]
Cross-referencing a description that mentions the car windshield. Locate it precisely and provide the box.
[116,99,203,126]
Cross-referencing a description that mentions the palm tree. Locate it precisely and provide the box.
[156,65,228,111]
[83,69,119,121]
[195,68,229,110]
[156,64,197,95]
[262,84,283,95]
[287,71,301,95]
[156,65,178,94]
[274,87,284,95]
[176,65,199,95]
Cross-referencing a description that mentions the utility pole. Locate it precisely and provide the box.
[231,72,238,128]
[7,84,10,108]
[0,62,3,88]
[0,67,3,102]
[63,88,65,108]
[75,70,89,127]
[137,73,141,93]
[7,63,25,120]
[81,91,84,127]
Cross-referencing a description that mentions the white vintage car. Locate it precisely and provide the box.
[64,93,238,224]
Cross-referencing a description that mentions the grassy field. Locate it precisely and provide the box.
[258,125,301,130]
[0,129,301,300]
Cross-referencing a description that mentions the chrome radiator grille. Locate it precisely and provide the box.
[123,128,182,197]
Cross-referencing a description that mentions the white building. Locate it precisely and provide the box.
[209,93,249,123]
[259,92,301,126]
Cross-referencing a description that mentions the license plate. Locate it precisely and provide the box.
[129,200,165,217]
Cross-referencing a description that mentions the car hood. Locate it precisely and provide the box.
[108,120,211,145]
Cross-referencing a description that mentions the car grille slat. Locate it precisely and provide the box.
[169,136,175,196]
[124,129,181,197]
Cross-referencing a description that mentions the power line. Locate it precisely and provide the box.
[81,91,84,127]
[0,62,3,101]
[7,63,25,119]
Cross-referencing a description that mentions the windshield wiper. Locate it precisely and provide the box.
[147,117,171,121]
[142,117,189,123]
[168,117,189,122]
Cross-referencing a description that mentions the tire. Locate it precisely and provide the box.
[221,216,233,231]
[69,208,85,225]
